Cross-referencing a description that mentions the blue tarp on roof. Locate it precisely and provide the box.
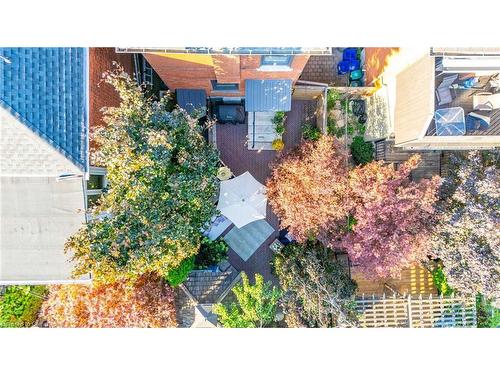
[0,47,88,171]
[245,79,292,112]
[176,89,207,115]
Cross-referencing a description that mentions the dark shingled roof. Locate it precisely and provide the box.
[0,47,88,171]
[183,268,239,304]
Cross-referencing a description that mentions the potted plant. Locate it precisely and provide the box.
[272,138,285,152]
[272,111,286,135]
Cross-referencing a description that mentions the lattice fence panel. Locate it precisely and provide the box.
[356,294,477,328]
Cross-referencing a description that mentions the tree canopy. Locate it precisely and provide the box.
[213,273,282,328]
[432,151,500,306]
[341,155,441,278]
[267,136,441,279]
[266,135,349,242]
[40,273,177,328]
[67,68,220,284]
[273,241,357,327]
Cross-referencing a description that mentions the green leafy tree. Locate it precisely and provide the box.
[273,241,358,327]
[213,273,282,328]
[0,285,47,328]
[67,67,220,284]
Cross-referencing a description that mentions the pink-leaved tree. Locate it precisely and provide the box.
[341,155,441,278]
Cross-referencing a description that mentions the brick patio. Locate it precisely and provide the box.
[215,99,317,283]
[299,51,348,86]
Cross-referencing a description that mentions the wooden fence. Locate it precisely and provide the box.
[356,294,477,328]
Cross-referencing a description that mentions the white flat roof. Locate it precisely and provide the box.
[0,176,90,283]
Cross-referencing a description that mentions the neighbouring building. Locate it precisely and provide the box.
[0,48,139,284]
[0,48,91,284]
[115,47,330,151]
[392,48,500,150]
[128,47,324,95]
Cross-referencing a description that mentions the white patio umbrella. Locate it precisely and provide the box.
[217,171,267,228]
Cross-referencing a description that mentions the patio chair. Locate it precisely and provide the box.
[473,92,500,110]
[435,74,459,106]
[466,111,491,131]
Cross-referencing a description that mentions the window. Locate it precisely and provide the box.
[260,55,293,67]
[211,80,239,91]
[86,167,107,209]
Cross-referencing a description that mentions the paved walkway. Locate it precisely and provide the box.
[299,52,348,86]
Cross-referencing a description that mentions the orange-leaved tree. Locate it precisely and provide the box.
[40,273,177,328]
[266,135,350,242]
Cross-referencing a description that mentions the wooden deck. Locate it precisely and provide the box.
[428,72,500,136]
[352,264,438,296]
[374,139,442,181]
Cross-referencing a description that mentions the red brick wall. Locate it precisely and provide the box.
[144,53,217,95]
[239,55,309,94]
[89,48,134,155]
[144,53,310,97]
[213,55,241,83]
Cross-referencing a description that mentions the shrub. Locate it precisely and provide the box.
[301,124,321,141]
[195,237,228,269]
[477,295,500,328]
[40,273,177,328]
[272,111,286,126]
[327,89,342,111]
[0,285,47,328]
[275,123,285,135]
[272,138,284,151]
[165,256,195,287]
[430,262,454,296]
[213,273,282,328]
[272,111,286,136]
[350,136,374,165]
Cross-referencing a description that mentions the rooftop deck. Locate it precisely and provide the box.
[215,99,316,283]
[427,67,500,136]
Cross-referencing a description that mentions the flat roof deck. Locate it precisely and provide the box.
[427,69,500,136]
